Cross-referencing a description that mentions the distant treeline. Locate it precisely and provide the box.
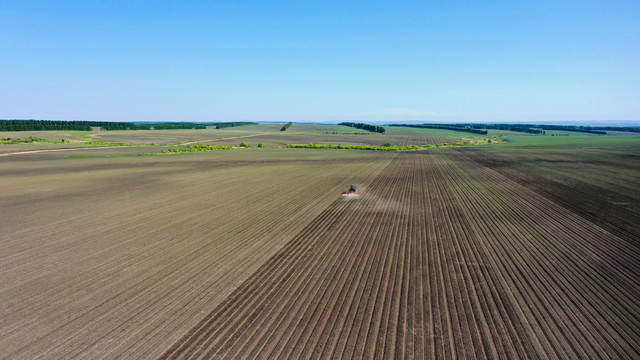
[280,122,293,131]
[388,123,640,135]
[149,122,206,130]
[101,123,151,130]
[447,123,640,135]
[389,124,488,135]
[587,126,640,133]
[461,124,606,134]
[465,124,638,135]
[339,122,386,134]
[214,122,258,129]
[463,124,544,134]
[0,120,263,131]
[0,120,149,131]
[532,125,606,134]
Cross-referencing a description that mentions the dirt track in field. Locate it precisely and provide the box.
[0,145,140,156]
[163,150,640,359]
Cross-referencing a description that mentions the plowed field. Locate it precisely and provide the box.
[457,144,640,245]
[0,149,394,359]
[2,140,639,359]
[203,133,454,147]
[163,150,640,359]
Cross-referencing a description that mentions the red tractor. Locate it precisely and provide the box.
[342,184,362,196]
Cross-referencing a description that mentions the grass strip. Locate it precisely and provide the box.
[284,141,475,151]
[141,139,495,156]
[142,143,233,155]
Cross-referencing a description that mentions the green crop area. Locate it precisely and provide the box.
[500,133,640,147]
[1,124,639,359]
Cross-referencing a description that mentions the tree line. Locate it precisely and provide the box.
[0,120,150,131]
[280,122,293,131]
[464,124,544,134]
[388,124,488,135]
[338,122,386,134]
[532,125,606,134]
[149,123,206,130]
[0,120,262,131]
[587,126,640,133]
[214,122,258,129]
[425,123,640,135]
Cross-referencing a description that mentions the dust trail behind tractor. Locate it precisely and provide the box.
[342,191,362,199]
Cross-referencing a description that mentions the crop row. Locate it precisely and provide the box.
[0,151,395,359]
[457,147,640,246]
[163,150,640,359]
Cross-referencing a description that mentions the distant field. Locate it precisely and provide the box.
[285,123,360,133]
[499,133,640,147]
[0,123,460,154]
[385,125,471,138]
[91,124,283,145]
[203,133,455,147]
[1,125,639,358]
[0,124,285,151]
[0,125,461,155]
[385,125,540,139]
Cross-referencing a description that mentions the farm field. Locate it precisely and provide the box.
[162,148,640,359]
[457,135,640,247]
[0,124,282,154]
[91,124,285,145]
[0,124,462,155]
[202,132,454,147]
[1,127,639,359]
[0,148,394,359]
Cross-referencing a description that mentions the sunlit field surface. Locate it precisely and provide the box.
[1,126,639,359]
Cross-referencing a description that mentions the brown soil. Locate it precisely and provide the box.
[162,150,640,359]
[0,149,394,359]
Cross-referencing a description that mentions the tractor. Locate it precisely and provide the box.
[342,184,362,197]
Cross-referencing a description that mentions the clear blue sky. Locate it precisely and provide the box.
[1,1,638,123]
